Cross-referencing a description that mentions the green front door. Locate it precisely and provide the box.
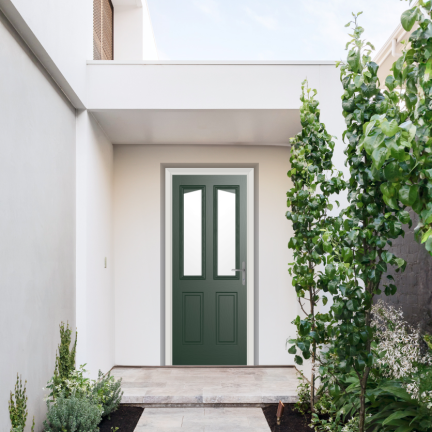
[173,175,247,365]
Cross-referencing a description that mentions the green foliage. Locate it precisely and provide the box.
[310,391,346,432]
[320,11,409,432]
[287,79,346,410]
[47,364,92,400]
[48,323,77,399]
[43,393,102,432]
[9,375,28,432]
[91,370,123,418]
[294,378,311,416]
[365,1,432,257]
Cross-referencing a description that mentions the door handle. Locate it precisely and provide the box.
[232,261,246,285]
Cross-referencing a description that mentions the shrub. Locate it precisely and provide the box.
[43,393,102,432]
[9,375,28,431]
[9,375,34,432]
[294,378,311,416]
[371,300,432,402]
[48,323,77,400]
[47,364,92,401]
[310,391,344,432]
[91,370,123,418]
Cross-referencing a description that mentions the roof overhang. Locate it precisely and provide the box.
[86,61,341,146]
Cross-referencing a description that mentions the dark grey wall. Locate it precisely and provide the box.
[377,209,432,334]
[0,10,76,430]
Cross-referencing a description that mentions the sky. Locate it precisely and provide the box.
[147,0,409,61]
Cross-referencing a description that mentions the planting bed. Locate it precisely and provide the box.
[99,405,144,432]
[262,404,313,432]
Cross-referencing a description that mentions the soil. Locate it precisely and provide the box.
[262,404,313,432]
[98,405,144,432]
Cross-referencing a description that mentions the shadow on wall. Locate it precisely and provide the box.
[377,209,432,334]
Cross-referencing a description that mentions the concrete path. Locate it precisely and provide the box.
[112,367,299,404]
[134,407,270,431]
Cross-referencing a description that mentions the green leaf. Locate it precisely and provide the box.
[421,229,432,244]
[385,75,396,91]
[364,132,385,155]
[372,146,389,170]
[399,185,419,206]
[322,296,328,306]
[288,345,297,355]
[381,119,399,137]
[349,333,360,345]
[341,247,353,263]
[425,237,432,253]
[325,264,336,279]
[398,210,411,225]
[384,161,402,182]
[383,411,418,426]
[299,320,312,336]
[347,299,358,311]
[347,49,361,73]
[394,426,414,432]
[401,7,418,31]
[425,58,432,82]
[382,251,394,263]
[294,355,303,365]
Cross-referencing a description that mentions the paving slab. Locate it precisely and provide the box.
[114,367,298,405]
[134,407,270,431]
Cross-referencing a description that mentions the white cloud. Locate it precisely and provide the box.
[194,0,221,20]
[245,7,279,30]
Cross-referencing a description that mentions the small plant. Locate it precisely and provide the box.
[294,378,311,416]
[9,374,33,432]
[43,393,102,432]
[91,370,123,418]
[47,322,78,399]
[372,300,432,400]
[310,392,344,432]
[47,364,92,401]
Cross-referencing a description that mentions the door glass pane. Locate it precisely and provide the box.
[183,189,202,276]
[218,189,236,276]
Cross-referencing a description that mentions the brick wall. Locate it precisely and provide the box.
[376,209,432,333]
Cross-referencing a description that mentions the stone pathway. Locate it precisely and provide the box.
[112,367,298,404]
[134,407,270,431]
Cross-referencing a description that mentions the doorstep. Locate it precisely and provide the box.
[110,366,299,405]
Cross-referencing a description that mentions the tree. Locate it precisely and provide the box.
[323,13,411,432]
[287,80,345,412]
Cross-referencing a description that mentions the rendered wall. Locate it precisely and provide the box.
[0,0,92,104]
[0,11,76,431]
[113,145,295,365]
[377,210,432,334]
[76,111,114,378]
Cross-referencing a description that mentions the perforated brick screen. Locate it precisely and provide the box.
[93,0,113,60]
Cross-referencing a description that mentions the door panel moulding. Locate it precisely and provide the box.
[165,168,254,366]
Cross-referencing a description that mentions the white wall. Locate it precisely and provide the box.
[113,1,158,61]
[86,63,334,110]
[1,0,92,104]
[0,11,76,430]
[113,144,296,365]
[76,111,114,378]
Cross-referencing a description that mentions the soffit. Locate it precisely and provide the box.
[90,109,299,145]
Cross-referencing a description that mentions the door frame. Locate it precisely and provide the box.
[165,167,255,365]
